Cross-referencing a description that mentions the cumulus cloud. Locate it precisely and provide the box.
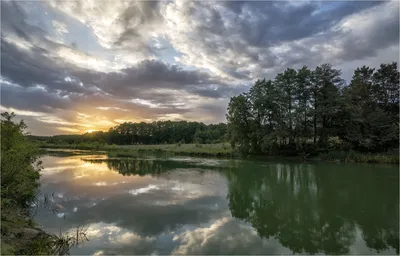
[0,0,398,134]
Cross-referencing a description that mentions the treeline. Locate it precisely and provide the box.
[227,62,399,155]
[32,121,227,145]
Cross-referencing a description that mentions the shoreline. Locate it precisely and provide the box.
[1,207,52,255]
[38,143,399,164]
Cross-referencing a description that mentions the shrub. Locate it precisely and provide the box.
[1,112,42,209]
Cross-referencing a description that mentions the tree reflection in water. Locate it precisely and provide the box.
[84,158,399,254]
[227,163,399,254]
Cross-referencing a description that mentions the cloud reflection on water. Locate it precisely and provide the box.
[34,153,399,255]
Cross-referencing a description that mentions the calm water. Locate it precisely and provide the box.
[35,151,399,255]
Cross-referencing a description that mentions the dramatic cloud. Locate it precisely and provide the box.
[164,0,398,80]
[1,0,398,134]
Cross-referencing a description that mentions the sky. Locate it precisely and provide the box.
[0,0,399,135]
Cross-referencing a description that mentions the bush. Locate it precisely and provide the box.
[1,112,42,209]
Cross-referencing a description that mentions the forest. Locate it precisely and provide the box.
[227,62,399,156]
[31,121,227,145]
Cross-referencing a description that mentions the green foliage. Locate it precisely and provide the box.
[226,94,253,153]
[1,112,45,254]
[29,121,228,146]
[1,112,89,255]
[1,112,41,209]
[339,62,399,152]
[320,150,399,164]
[227,62,399,157]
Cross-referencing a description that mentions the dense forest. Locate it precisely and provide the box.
[31,121,227,145]
[227,62,399,155]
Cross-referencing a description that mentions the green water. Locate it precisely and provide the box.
[35,152,399,255]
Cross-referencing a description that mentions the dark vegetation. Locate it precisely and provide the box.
[227,62,399,163]
[29,62,398,163]
[30,121,227,145]
[1,112,43,254]
[1,112,87,255]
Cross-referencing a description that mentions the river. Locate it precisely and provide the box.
[34,151,399,255]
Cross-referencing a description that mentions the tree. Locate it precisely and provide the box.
[373,62,399,115]
[313,64,343,147]
[295,66,312,145]
[1,112,41,209]
[275,68,298,144]
[226,62,398,156]
[226,94,253,153]
[339,64,399,152]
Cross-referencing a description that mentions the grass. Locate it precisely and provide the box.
[319,150,399,164]
[39,142,235,157]
[38,142,398,164]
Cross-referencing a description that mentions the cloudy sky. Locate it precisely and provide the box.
[1,0,399,135]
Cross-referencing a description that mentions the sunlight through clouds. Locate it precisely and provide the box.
[1,0,398,135]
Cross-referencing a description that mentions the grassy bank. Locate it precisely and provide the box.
[38,142,235,157]
[1,206,52,255]
[319,150,399,164]
[38,142,398,164]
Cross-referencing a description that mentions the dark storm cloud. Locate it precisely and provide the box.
[224,1,384,47]
[97,60,234,100]
[186,84,248,99]
[167,0,397,80]
[0,83,69,113]
[338,10,399,62]
[275,1,399,68]
[0,39,92,94]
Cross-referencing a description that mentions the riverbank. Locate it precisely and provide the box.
[319,150,399,164]
[1,207,52,255]
[38,142,235,157]
[1,113,88,255]
[38,142,399,164]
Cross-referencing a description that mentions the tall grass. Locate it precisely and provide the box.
[40,142,235,157]
[39,142,398,164]
[320,150,399,164]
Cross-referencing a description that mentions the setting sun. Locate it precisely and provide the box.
[87,130,94,133]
